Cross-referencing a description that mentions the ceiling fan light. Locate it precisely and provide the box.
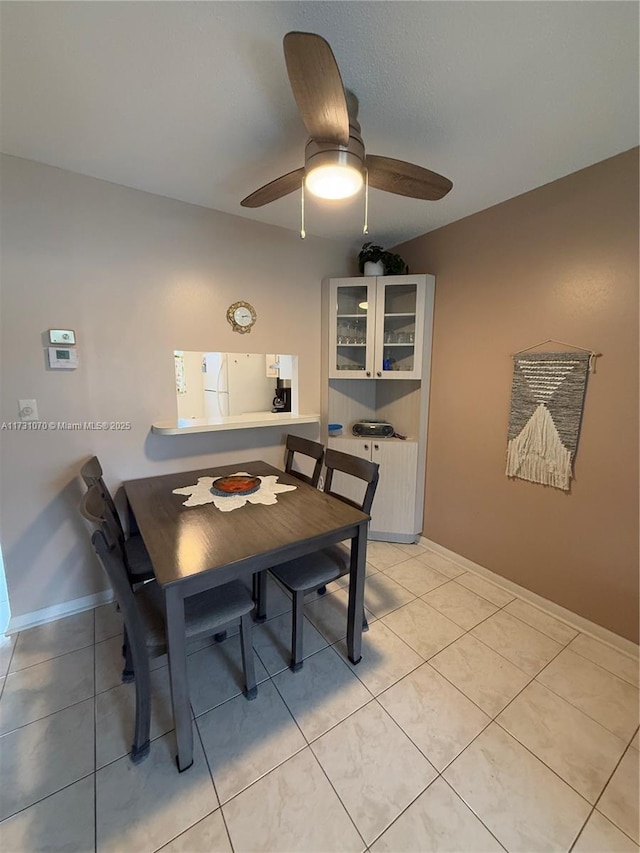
[305,164,363,200]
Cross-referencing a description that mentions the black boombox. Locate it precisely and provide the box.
[352,420,395,438]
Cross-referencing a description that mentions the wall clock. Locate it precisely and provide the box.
[226,301,257,334]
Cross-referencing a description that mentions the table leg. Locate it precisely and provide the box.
[347,521,367,665]
[164,587,193,771]
[253,570,267,623]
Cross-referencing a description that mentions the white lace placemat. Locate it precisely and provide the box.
[172,471,297,512]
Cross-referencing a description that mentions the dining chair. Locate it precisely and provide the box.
[80,486,258,763]
[80,456,154,585]
[269,447,379,671]
[253,434,326,617]
[284,434,325,487]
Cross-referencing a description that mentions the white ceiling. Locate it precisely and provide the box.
[1,2,637,247]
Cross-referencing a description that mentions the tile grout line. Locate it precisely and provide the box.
[306,731,370,851]
[0,768,96,826]
[93,607,98,853]
[0,692,97,738]
[586,739,640,843]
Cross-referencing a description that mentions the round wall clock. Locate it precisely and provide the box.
[226,301,257,334]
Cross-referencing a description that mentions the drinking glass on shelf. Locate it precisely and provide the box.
[408,331,414,343]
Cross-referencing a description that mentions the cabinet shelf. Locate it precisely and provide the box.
[337,343,366,347]
[384,313,416,318]
[336,314,368,319]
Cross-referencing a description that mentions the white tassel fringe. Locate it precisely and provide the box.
[506,403,573,491]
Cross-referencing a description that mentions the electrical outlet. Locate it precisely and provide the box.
[19,399,39,422]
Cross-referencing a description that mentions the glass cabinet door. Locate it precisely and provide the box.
[374,277,425,379]
[329,278,376,378]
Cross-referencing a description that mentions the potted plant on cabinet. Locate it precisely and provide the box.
[358,242,409,276]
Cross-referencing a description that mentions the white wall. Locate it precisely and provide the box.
[0,154,352,623]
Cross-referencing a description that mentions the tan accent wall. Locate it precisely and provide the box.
[395,149,639,643]
[0,155,351,622]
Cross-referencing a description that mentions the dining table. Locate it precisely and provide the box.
[123,459,369,771]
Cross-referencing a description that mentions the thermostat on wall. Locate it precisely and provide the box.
[48,329,76,345]
[48,347,78,369]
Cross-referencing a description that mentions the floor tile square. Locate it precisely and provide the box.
[0,645,94,735]
[497,680,626,802]
[96,665,175,768]
[537,649,639,741]
[366,541,410,570]
[312,701,436,845]
[573,809,639,852]
[222,748,364,852]
[95,601,123,643]
[253,612,327,676]
[378,663,491,770]
[430,634,531,716]
[471,610,562,675]
[9,610,94,672]
[0,697,94,820]
[305,587,375,645]
[371,777,504,853]
[272,645,371,742]
[631,729,639,750]
[381,599,464,660]
[597,747,640,843]
[363,572,417,617]
[383,558,450,596]
[197,680,306,803]
[96,730,217,853]
[160,809,232,852]
[335,619,423,695]
[568,634,639,687]
[504,599,578,645]
[188,636,269,718]
[456,572,515,606]
[443,723,591,852]
[0,776,94,853]
[408,549,466,579]
[0,633,17,678]
[422,580,498,630]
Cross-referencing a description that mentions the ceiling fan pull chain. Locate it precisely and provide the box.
[300,177,306,239]
[363,168,369,235]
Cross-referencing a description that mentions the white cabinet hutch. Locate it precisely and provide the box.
[322,274,435,543]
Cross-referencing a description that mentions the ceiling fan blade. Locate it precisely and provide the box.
[283,32,350,146]
[366,155,453,200]
[240,168,305,208]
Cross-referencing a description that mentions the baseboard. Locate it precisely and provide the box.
[5,588,114,635]
[419,537,639,661]
[369,531,417,544]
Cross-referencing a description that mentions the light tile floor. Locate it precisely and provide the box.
[0,543,638,852]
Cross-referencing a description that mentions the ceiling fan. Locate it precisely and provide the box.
[240,31,453,210]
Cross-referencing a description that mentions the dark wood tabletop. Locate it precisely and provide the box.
[123,460,369,587]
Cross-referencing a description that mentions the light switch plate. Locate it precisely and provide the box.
[19,399,39,421]
[49,329,76,345]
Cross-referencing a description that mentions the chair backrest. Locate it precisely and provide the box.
[323,448,379,514]
[80,456,124,537]
[79,484,134,578]
[91,528,152,694]
[284,435,325,488]
[79,484,118,547]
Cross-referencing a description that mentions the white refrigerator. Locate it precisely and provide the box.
[203,353,274,418]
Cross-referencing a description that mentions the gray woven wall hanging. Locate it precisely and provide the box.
[506,351,591,491]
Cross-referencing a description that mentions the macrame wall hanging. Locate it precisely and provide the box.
[505,340,599,491]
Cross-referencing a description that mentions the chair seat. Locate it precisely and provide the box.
[135,579,255,649]
[271,543,350,592]
[124,534,155,580]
